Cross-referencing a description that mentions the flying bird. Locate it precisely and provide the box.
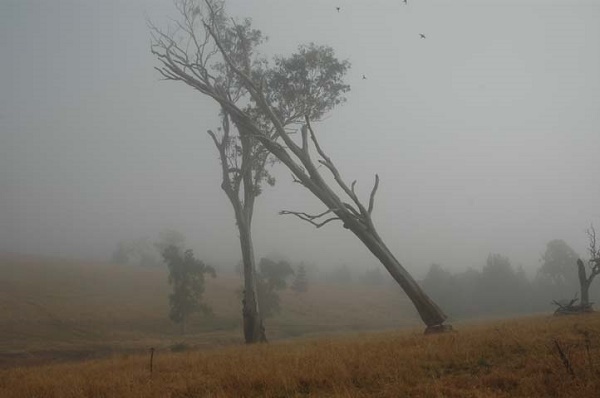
[403,0,408,4]
[362,75,367,80]
[336,7,341,12]
[419,33,426,39]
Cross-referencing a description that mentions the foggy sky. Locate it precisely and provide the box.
[1,0,599,277]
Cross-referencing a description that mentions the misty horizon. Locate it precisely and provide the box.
[2,0,599,279]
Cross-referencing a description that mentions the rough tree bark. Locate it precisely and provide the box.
[207,112,268,343]
[577,259,591,308]
[151,0,449,332]
[237,215,266,342]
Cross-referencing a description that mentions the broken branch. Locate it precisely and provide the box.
[368,174,379,215]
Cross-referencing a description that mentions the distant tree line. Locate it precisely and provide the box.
[111,230,186,268]
[420,239,600,319]
[114,228,599,332]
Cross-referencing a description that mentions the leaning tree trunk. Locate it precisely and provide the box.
[150,18,449,332]
[349,220,447,328]
[237,214,267,343]
[230,111,449,331]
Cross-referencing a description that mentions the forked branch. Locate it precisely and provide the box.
[303,115,380,229]
[586,224,600,276]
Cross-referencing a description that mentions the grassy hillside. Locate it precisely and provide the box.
[2,313,600,397]
[0,253,420,364]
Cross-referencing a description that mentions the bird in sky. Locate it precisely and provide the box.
[419,33,426,39]
[403,0,408,4]
[362,75,367,80]
[336,7,341,12]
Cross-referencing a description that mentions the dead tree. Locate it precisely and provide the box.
[552,294,585,315]
[578,225,600,309]
[552,225,600,315]
[150,0,449,332]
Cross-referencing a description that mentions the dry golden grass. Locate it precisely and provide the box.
[2,313,600,397]
[0,253,419,363]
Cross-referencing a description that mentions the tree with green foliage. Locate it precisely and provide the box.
[256,257,294,317]
[151,0,448,333]
[479,253,528,312]
[538,239,580,287]
[162,245,216,334]
[154,229,186,254]
[150,0,349,343]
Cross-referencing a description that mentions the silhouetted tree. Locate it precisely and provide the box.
[577,225,600,309]
[150,0,448,332]
[154,229,186,254]
[111,241,130,265]
[422,258,536,318]
[479,253,527,313]
[453,268,483,315]
[326,265,354,285]
[112,230,187,268]
[539,239,579,287]
[256,257,294,317]
[110,237,161,268]
[162,245,216,334]
[291,263,309,293]
[421,263,456,308]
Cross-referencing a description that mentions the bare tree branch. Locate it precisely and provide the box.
[279,209,341,228]
[368,174,380,216]
[305,117,363,211]
[587,224,600,276]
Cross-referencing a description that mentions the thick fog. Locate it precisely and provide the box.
[1,0,599,277]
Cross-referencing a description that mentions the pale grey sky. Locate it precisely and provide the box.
[1,0,599,277]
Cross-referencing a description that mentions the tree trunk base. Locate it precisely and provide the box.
[424,324,454,335]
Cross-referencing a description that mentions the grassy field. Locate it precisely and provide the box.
[2,313,600,397]
[3,254,600,396]
[0,253,420,366]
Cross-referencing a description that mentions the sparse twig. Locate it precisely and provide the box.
[279,209,341,228]
[554,339,575,376]
[368,174,379,215]
[149,347,155,374]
